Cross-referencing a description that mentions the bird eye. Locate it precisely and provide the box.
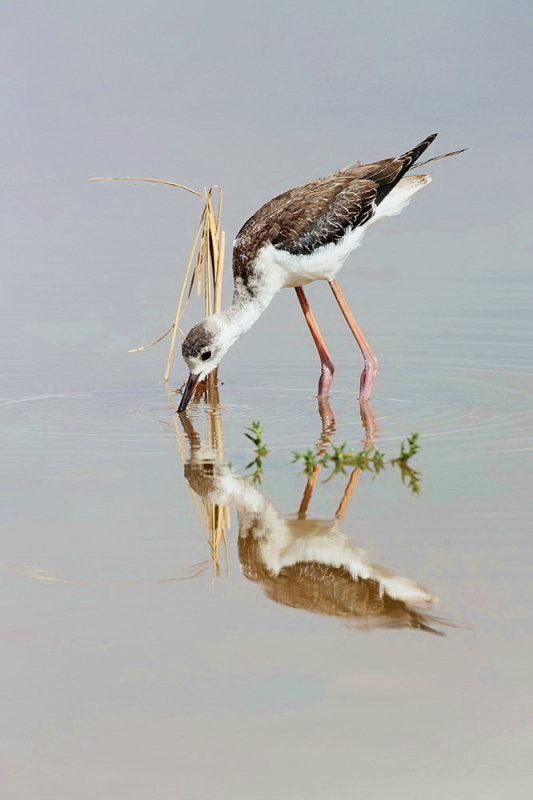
[201,350,211,361]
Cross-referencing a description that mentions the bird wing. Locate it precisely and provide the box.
[233,134,437,270]
[272,178,378,256]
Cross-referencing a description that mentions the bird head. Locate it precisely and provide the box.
[177,316,234,412]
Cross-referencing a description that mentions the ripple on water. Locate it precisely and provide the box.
[1,361,532,463]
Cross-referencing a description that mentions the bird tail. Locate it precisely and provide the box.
[410,146,471,170]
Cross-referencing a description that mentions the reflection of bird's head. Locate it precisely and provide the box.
[184,455,222,499]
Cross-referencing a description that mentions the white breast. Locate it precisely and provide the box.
[260,225,370,288]
[250,174,432,290]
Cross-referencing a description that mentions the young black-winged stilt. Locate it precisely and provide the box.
[178,133,465,413]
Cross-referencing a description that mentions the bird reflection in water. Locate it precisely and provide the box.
[178,398,445,635]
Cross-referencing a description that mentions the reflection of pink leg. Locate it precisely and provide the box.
[335,468,362,521]
[295,286,335,397]
[329,279,378,401]
[359,400,379,444]
[297,465,321,519]
[317,395,336,437]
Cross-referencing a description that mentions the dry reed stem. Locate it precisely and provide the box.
[215,231,225,313]
[128,324,174,353]
[164,213,206,380]
[89,176,204,199]
[90,175,225,389]
[164,184,225,388]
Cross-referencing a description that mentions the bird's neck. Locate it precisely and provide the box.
[220,278,276,340]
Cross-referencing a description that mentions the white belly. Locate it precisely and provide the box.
[277,225,369,287]
[255,225,369,290]
[250,174,431,291]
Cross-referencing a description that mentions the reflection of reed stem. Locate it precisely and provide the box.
[169,383,230,577]
[205,407,230,575]
[168,396,206,535]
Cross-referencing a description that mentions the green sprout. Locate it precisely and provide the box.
[292,433,421,494]
[244,420,269,484]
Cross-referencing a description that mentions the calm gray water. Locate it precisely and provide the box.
[2,2,533,798]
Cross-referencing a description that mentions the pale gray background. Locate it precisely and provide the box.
[2,2,532,799]
[2,0,531,395]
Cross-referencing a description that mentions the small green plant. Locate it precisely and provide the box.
[292,433,421,493]
[244,420,269,484]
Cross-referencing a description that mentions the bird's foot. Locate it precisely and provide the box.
[358,357,379,403]
[318,364,335,397]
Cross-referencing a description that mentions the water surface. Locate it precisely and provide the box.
[2,259,532,798]
[2,2,533,795]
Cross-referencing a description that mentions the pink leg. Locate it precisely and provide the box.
[329,279,379,401]
[295,286,335,397]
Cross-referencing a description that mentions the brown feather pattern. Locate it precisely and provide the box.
[238,532,444,634]
[233,133,438,282]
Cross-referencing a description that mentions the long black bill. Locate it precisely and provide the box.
[177,373,200,413]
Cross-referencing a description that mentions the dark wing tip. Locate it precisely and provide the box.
[420,133,438,147]
[416,132,438,149]
[409,132,438,151]
[399,133,438,171]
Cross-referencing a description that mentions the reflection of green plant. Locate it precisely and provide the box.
[390,433,420,464]
[244,420,269,484]
[246,422,422,493]
[292,433,421,494]
[394,460,422,494]
[390,433,421,494]
[291,448,318,476]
